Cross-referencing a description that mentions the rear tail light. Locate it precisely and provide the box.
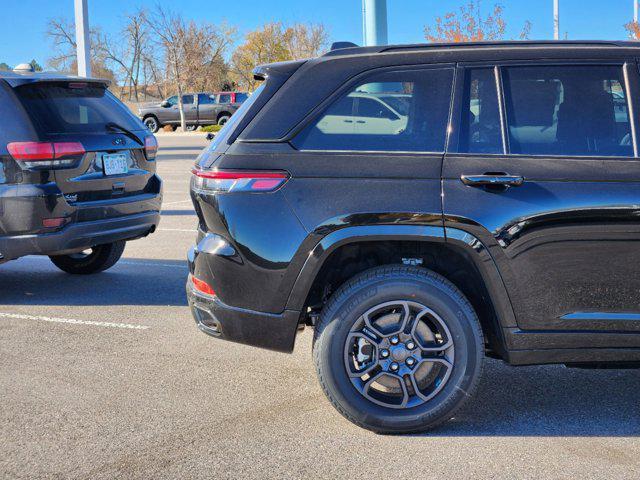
[7,141,85,168]
[144,135,158,160]
[191,169,289,194]
[190,274,216,296]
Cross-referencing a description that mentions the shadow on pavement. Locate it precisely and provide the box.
[0,257,188,306]
[421,359,640,437]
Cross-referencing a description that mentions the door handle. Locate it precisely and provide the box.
[460,174,524,187]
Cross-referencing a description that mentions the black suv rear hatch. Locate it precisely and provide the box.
[14,81,156,205]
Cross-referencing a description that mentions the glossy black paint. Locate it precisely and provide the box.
[188,42,640,362]
[0,72,162,262]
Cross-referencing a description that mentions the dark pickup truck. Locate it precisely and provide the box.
[138,92,249,132]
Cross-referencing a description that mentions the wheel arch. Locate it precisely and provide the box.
[286,225,515,359]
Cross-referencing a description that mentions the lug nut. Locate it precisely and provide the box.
[406,341,415,350]
[390,362,399,371]
[406,357,416,367]
[390,336,399,345]
[380,349,390,358]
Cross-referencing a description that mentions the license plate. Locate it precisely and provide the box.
[102,153,129,176]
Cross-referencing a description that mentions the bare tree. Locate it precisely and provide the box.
[45,17,117,83]
[98,9,151,101]
[144,6,235,130]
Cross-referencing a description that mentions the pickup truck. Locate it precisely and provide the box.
[137,92,249,132]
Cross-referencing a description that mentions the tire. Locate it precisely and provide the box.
[143,116,160,133]
[217,114,231,126]
[313,265,484,434]
[185,125,198,131]
[49,241,126,275]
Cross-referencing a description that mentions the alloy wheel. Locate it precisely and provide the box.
[343,300,455,409]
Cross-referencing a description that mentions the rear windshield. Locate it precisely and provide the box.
[14,82,144,135]
[208,84,265,152]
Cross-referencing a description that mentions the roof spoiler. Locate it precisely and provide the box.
[330,41,359,51]
[253,59,307,82]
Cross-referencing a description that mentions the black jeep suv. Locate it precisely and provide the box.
[188,41,640,433]
[0,71,161,273]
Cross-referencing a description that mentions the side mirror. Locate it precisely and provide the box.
[161,100,170,108]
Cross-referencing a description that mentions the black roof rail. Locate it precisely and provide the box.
[323,40,640,58]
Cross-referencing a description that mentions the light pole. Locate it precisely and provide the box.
[362,0,388,46]
[554,0,560,40]
[74,0,91,77]
[635,0,638,23]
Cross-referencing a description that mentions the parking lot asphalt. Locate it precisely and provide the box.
[2,134,640,480]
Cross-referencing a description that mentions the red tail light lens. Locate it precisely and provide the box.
[53,142,85,158]
[7,142,54,160]
[191,275,216,296]
[7,141,85,168]
[144,135,158,160]
[191,169,289,193]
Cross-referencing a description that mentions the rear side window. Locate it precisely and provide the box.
[219,94,232,104]
[198,93,216,105]
[15,83,144,135]
[502,65,633,157]
[293,68,454,152]
[459,68,503,154]
[182,95,194,105]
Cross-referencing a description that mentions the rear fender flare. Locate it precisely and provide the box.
[285,225,516,330]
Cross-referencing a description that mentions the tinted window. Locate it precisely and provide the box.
[294,68,454,152]
[182,95,194,105]
[503,65,632,157]
[166,96,178,106]
[459,68,503,154]
[219,94,232,104]
[198,93,216,105]
[15,83,144,135]
[235,93,249,103]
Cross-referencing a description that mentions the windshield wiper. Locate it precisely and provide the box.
[105,122,143,146]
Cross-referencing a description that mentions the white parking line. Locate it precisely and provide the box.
[162,200,192,206]
[158,228,197,232]
[0,312,149,330]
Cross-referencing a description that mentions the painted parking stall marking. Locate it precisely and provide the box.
[0,312,150,330]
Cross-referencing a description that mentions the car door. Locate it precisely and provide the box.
[197,93,217,124]
[182,94,197,123]
[157,95,178,123]
[443,61,640,334]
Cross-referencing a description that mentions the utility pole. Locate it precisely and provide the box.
[554,0,560,40]
[74,0,91,77]
[362,0,388,46]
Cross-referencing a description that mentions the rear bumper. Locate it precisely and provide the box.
[0,211,160,261]
[186,248,301,353]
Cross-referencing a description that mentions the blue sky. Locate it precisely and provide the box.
[1,0,638,67]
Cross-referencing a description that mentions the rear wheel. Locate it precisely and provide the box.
[143,116,159,133]
[217,114,231,126]
[185,124,198,131]
[313,265,484,434]
[49,241,126,275]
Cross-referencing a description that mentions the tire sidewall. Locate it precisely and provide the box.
[144,116,159,133]
[316,273,482,433]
